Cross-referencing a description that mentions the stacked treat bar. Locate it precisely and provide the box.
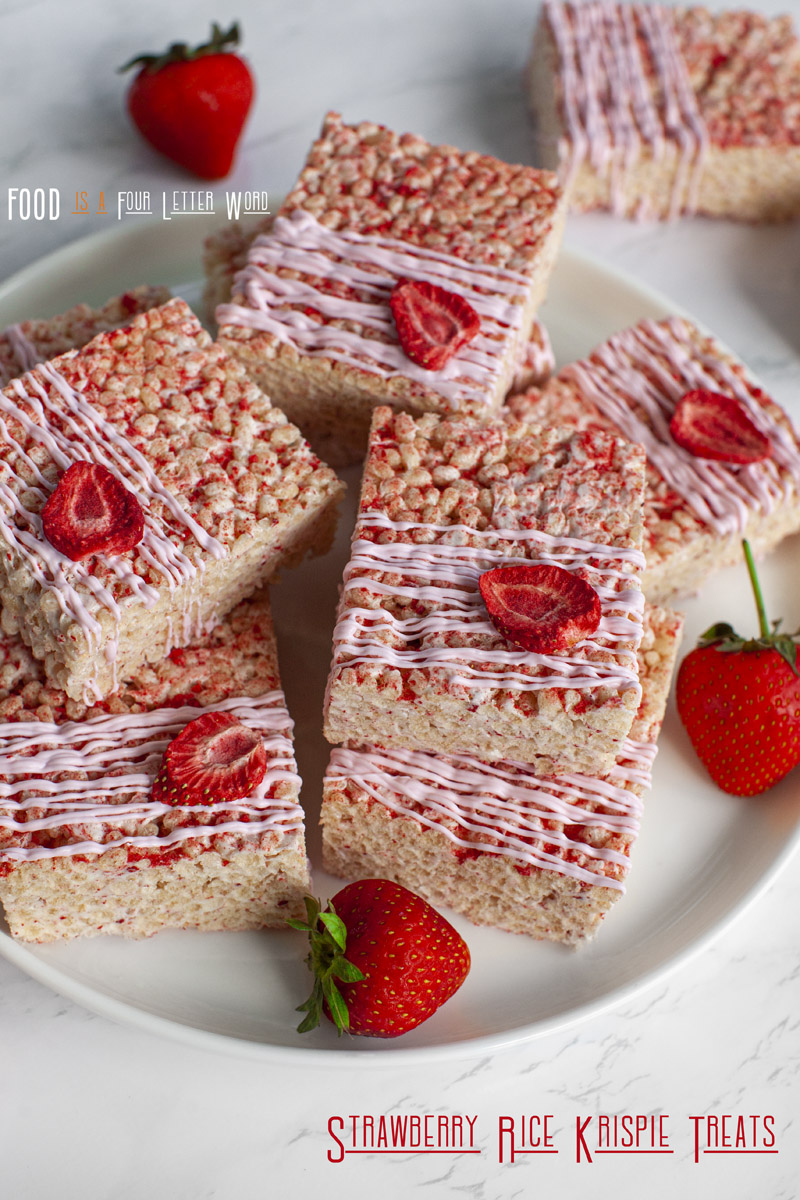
[319,406,683,944]
[214,111,567,465]
[0,294,344,941]
[527,0,800,221]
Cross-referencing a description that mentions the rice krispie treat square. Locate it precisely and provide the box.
[0,297,344,703]
[215,111,568,466]
[0,285,172,387]
[322,605,682,947]
[509,316,800,603]
[528,1,800,221]
[323,405,647,777]
[0,592,310,942]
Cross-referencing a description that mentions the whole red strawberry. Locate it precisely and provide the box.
[289,879,470,1038]
[676,540,800,796]
[120,22,254,180]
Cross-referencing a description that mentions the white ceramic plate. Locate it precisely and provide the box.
[0,217,799,1066]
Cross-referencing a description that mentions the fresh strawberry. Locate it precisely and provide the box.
[669,389,771,464]
[289,879,470,1038]
[152,711,266,805]
[390,279,480,371]
[41,460,145,562]
[120,22,254,180]
[676,539,800,796]
[479,563,601,654]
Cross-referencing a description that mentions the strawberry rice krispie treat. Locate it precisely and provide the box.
[509,316,800,603]
[0,297,344,703]
[216,111,568,466]
[323,405,647,777]
[322,605,682,947]
[528,1,800,220]
[0,592,310,942]
[0,285,172,387]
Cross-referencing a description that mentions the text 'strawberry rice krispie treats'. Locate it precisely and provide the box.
[0,285,172,388]
[204,217,556,391]
[528,1,800,221]
[323,605,682,947]
[0,592,310,942]
[509,316,800,604]
[215,111,568,466]
[323,405,648,777]
[0,297,344,703]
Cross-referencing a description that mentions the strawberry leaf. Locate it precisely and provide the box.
[288,895,364,1034]
[119,21,241,74]
[318,911,347,950]
[698,622,737,646]
[772,634,800,675]
[322,979,350,1036]
[332,958,365,984]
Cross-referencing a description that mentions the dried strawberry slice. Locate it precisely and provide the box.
[154,711,267,806]
[479,564,601,654]
[669,390,771,464]
[389,279,480,371]
[41,460,145,561]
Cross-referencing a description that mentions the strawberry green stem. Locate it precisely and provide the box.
[119,21,241,74]
[742,539,770,640]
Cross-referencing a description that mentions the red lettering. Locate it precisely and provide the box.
[327,1116,345,1163]
[764,1116,775,1149]
[389,1114,408,1145]
[499,1116,515,1164]
[576,1116,593,1164]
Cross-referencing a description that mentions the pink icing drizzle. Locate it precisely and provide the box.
[216,208,532,410]
[332,511,644,697]
[0,692,302,864]
[545,1,708,219]
[562,317,800,536]
[327,738,657,891]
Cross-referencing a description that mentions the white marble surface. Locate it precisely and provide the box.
[1,0,799,1196]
